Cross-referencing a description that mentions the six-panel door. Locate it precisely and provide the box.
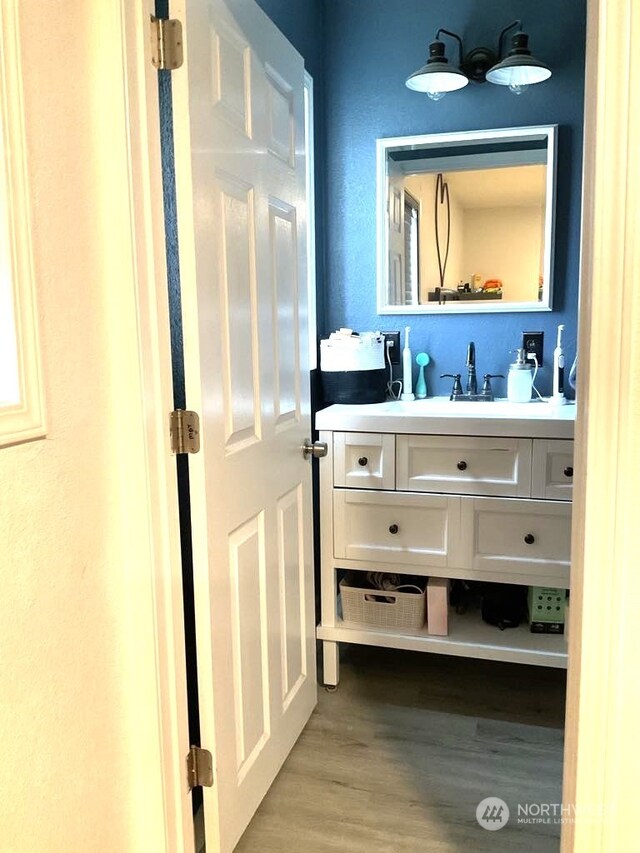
[174,1,317,850]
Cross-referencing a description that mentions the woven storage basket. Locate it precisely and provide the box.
[339,575,426,631]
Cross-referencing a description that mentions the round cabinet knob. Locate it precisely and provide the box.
[388,524,399,535]
[457,461,467,471]
[358,456,368,467]
[524,533,536,545]
[564,466,574,478]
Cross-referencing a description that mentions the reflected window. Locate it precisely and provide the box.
[403,191,419,306]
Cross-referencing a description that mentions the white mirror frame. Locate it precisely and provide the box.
[376,124,558,315]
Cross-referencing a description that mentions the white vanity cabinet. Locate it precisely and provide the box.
[315,400,576,686]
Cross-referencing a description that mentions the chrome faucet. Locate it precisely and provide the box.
[440,342,504,401]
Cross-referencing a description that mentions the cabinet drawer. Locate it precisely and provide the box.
[397,435,532,497]
[333,489,461,568]
[462,497,571,586]
[532,440,574,500]
[334,432,395,490]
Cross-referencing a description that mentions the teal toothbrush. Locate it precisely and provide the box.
[415,352,430,399]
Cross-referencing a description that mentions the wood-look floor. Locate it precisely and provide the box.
[234,646,566,852]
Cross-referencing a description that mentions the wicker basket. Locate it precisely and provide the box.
[339,574,426,631]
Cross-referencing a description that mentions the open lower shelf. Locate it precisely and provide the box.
[317,607,568,669]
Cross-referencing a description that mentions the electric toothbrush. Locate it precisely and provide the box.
[400,326,415,401]
[552,323,566,405]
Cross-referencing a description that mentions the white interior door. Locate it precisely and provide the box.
[171,0,317,849]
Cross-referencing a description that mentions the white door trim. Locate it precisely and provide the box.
[119,2,194,850]
[562,0,640,849]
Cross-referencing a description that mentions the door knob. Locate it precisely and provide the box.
[564,466,573,478]
[302,439,328,460]
[358,456,368,466]
[388,524,399,535]
[524,533,535,545]
[457,460,467,471]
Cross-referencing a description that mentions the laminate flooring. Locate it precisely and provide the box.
[231,646,566,852]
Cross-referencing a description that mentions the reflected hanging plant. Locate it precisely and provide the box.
[434,172,451,303]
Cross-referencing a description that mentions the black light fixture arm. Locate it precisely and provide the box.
[435,28,464,67]
[496,20,523,58]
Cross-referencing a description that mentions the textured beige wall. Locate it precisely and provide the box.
[463,206,544,302]
[0,3,167,850]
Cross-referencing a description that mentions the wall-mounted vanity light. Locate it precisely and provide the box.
[405,20,551,101]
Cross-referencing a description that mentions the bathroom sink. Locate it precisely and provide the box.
[379,397,577,420]
[316,395,576,439]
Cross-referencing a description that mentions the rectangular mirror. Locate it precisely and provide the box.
[377,125,557,314]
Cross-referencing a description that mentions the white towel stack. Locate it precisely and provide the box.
[320,328,385,373]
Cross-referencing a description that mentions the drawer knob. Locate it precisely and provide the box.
[358,456,368,467]
[457,460,467,471]
[524,533,536,545]
[388,523,399,535]
[564,466,574,478]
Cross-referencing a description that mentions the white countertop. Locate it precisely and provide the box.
[315,397,576,439]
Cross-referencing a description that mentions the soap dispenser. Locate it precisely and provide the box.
[507,349,534,403]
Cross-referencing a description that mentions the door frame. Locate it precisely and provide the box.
[115,0,639,850]
[119,1,194,850]
[561,0,640,849]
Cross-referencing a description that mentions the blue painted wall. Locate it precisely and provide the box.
[323,0,586,396]
[255,0,324,80]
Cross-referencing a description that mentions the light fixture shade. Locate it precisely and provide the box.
[406,40,469,95]
[406,64,469,93]
[486,33,551,87]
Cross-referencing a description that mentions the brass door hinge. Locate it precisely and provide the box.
[170,409,200,455]
[187,746,214,790]
[150,16,184,70]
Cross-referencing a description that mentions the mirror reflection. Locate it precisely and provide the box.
[378,126,557,314]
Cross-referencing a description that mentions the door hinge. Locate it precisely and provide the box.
[150,16,184,70]
[170,409,200,455]
[187,746,214,790]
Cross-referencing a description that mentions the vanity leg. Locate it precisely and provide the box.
[323,641,339,688]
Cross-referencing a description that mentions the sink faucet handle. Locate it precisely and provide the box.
[482,373,505,399]
[440,373,464,400]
